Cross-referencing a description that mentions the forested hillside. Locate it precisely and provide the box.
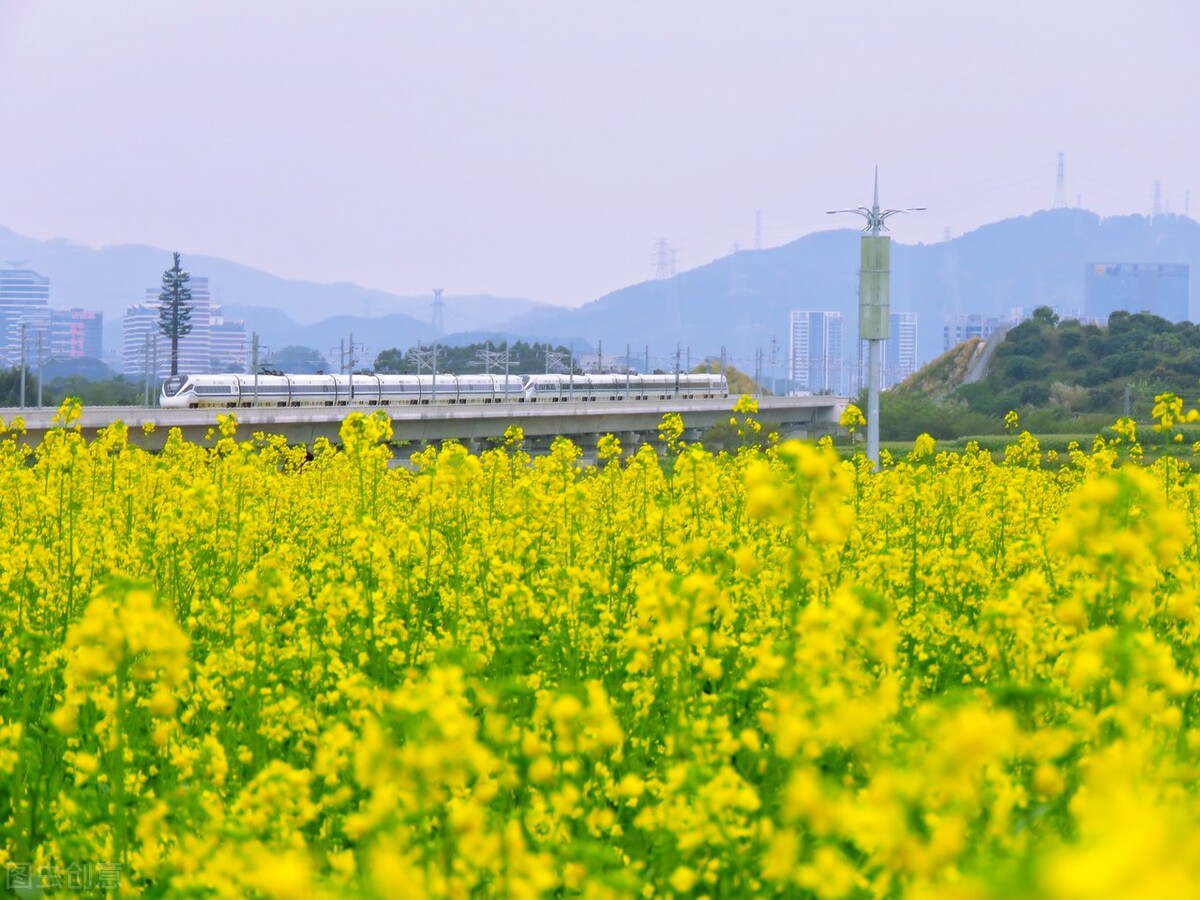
[880,308,1200,440]
[956,308,1200,416]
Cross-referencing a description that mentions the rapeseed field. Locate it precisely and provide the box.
[2,396,1199,898]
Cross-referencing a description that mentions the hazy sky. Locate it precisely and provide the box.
[1,1,1196,307]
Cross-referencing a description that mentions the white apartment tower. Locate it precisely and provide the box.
[0,268,51,363]
[123,276,247,376]
[943,313,1010,351]
[886,311,918,388]
[788,310,845,395]
[854,311,919,393]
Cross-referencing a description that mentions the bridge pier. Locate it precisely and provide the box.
[620,431,645,453]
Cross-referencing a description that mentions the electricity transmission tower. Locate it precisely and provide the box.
[653,239,671,280]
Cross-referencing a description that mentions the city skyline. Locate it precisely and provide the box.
[0,267,102,366]
[1,2,1196,308]
[122,276,248,378]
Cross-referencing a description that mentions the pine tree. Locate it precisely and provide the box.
[158,252,194,376]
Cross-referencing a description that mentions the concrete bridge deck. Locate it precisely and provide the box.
[0,395,848,452]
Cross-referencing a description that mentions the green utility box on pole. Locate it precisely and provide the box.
[828,168,923,468]
[859,235,891,341]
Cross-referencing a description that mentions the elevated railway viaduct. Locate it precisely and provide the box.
[0,396,848,455]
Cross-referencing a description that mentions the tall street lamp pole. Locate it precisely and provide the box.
[828,168,924,467]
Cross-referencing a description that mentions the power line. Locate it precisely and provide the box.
[543,346,569,374]
[473,341,511,373]
[409,342,439,374]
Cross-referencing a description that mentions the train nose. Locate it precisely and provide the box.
[162,375,188,397]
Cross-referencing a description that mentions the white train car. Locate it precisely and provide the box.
[354,374,524,405]
[161,371,728,408]
[160,373,525,408]
[521,373,728,402]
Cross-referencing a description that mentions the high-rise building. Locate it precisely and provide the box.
[1084,263,1189,322]
[943,313,1012,352]
[885,311,918,388]
[50,309,103,359]
[122,304,162,377]
[853,312,918,393]
[122,276,247,376]
[787,310,844,395]
[210,318,249,373]
[0,268,103,364]
[0,268,51,362]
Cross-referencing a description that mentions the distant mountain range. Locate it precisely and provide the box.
[502,209,1200,374]
[0,225,553,367]
[3,210,1198,374]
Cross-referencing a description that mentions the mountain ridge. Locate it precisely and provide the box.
[0,225,554,366]
[501,210,1200,375]
[3,209,1198,375]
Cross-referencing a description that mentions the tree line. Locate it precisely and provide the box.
[372,341,582,376]
[876,307,1200,440]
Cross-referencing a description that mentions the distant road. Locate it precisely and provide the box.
[0,395,847,450]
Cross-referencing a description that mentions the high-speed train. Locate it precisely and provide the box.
[159,372,729,408]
